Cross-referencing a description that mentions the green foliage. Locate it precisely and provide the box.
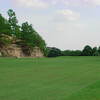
[92,47,99,56]
[21,22,36,47]
[62,50,82,56]
[93,51,100,56]
[0,14,11,35]
[0,9,46,54]
[47,45,100,57]
[81,46,100,56]
[21,22,46,53]
[98,46,100,54]
[82,45,93,56]
[92,47,97,54]
[7,9,18,26]
[7,9,21,38]
[47,47,62,57]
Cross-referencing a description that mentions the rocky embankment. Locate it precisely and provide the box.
[0,44,44,58]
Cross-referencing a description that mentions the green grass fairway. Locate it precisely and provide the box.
[0,57,100,100]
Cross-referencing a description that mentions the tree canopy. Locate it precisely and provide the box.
[82,45,93,56]
[0,9,46,54]
[0,14,11,35]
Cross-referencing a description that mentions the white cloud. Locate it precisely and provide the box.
[62,0,100,7]
[90,0,100,6]
[15,0,48,9]
[14,0,100,9]
[56,9,80,21]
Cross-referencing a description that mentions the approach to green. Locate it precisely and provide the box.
[0,57,100,100]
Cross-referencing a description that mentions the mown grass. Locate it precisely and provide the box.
[0,56,100,100]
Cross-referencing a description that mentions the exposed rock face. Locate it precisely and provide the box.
[31,47,44,57]
[0,44,44,58]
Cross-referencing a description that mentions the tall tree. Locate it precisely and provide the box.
[82,45,93,56]
[98,46,100,54]
[21,22,46,52]
[21,22,36,47]
[92,47,97,53]
[0,14,11,35]
[7,9,20,38]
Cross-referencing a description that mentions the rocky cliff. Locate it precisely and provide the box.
[0,44,44,58]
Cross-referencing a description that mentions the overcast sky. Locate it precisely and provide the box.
[0,0,100,50]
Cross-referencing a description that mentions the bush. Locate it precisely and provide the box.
[47,47,62,57]
[93,51,100,56]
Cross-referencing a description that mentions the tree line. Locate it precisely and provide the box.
[0,9,100,57]
[47,45,100,57]
[0,9,46,55]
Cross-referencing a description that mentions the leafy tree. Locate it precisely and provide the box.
[0,14,11,35]
[7,9,21,38]
[0,14,12,45]
[82,45,93,56]
[92,47,98,56]
[98,46,100,54]
[34,33,46,52]
[21,22,36,47]
[21,22,46,53]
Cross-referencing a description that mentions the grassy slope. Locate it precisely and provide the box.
[0,57,100,100]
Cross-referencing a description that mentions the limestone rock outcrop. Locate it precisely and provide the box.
[0,44,44,58]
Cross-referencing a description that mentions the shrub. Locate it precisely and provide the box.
[47,47,62,57]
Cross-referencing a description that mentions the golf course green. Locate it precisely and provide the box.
[0,57,100,100]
